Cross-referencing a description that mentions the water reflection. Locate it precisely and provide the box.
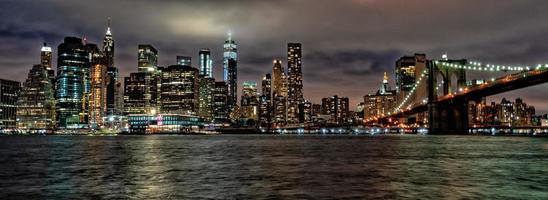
[0,135,546,199]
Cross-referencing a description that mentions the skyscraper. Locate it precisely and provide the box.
[102,18,120,115]
[159,65,200,115]
[40,43,55,85]
[89,63,108,128]
[0,79,20,130]
[17,64,56,133]
[321,95,350,125]
[199,49,213,78]
[287,43,303,104]
[214,81,229,121]
[198,76,215,122]
[271,59,287,97]
[223,32,237,81]
[56,37,90,129]
[287,43,303,124]
[226,58,238,111]
[224,33,238,112]
[176,56,192,66]
[138,44,158,72]
[241,81,259,120]
[259,73,272,128]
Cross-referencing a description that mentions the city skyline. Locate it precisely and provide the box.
[3,1,548,111]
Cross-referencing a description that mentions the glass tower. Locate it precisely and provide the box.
[56,37,90,129]
[199,49,212,78]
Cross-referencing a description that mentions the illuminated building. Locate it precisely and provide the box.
[259,74,272,127]
[272,95,287,126]
[89,63,108,128]
[287,43,303,124]
[321,95,349,125]
[16,64,56,133]
[102,19,121,115]
[223,33,238,112]
[198,76,215,122]
[271,59,287,97]
[159,65,200,115]
[176,56,191,66]
[124,72,158,115]
[226,58,238,112]
[40,43,55,86]
[128,114,202,134]
[213,81,229,121]
[298,101,312,123]
[138,44,158,72]
[0,79,20,130]
[480,98,536,127]
[56,37,90,129]
[395,54,428,105]
[240,81,259,120]
[199,49,213,78]
[364,72,397,121]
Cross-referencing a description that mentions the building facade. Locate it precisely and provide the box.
[17,64,56,133]
[159,65,200,115]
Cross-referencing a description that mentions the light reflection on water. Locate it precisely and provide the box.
[0,135,546,199]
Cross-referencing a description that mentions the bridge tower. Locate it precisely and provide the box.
[427,59,469,134]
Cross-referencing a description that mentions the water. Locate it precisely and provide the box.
[0,135,546,199]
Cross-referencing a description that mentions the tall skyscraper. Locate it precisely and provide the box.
[224,33,238,112]
[40,43,55,85]
[321,95,350,125]
[286,43,303,124]
[102,18,120,115]
[259,73,272,128]
[56,37,90,129]
[223,32,237,81]
[226,58,238,111]
[0,79,20,130]
[271,59,287,97]
[138,44,158,72]
[199,49,213,78]
[287,43,303,104]
[89,63,108,127]
[176,56,192,66]
[17,64,56,133]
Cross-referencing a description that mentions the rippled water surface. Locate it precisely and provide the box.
[0,135,546,199]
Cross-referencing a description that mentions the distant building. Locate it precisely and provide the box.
[477,98,535,127]
[159,65,200,115]
[287,43,303,124]
[364,72,397,121]
[138,44,158,72]
[56,37,90,129]
[240,82,259,120]
[40,43,55,86]
[321,95,349,125]
[272,95,287,126]
[124,72,158,115]
[213,81,229,121]
[199,49,213,78]
[198,76,215,122]
[0,79,20,130]
[298,101,312,124]
[223,33,238,114]
[89,63,108,128]
[176,56,191,66]
[17,64,56,133]
[259,73,272,127]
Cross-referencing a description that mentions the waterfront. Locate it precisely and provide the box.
[0,135,546,199]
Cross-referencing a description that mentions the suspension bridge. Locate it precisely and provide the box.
[367,57,548,134]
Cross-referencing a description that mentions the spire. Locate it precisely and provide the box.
[383,72,388,83]
[227,30,232,41]
[106,17,112,36]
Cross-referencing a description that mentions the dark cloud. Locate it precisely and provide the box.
[2,0,548,111]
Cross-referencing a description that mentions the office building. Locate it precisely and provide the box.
[176,56,192,66]
[199,49,213,78]
[56,37,90,129]
[364,72,397,121]
[198,76,215,122]
[159,65,200,115]
[213,81,229,121]
[138,44,158,72]
[241,81,259,120]
[321,95,350,125]
[16,64,56,133]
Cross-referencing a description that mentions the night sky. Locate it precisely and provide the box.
[2,0,548,112]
